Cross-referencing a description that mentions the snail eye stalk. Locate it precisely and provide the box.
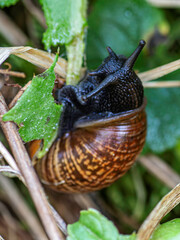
[82,40,146,101]
[123,40,146,70]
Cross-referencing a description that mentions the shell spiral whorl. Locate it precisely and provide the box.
[35,100,146,193]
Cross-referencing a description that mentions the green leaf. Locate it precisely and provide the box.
[87,0,164,69]
[151,219,180,240]
[144,88,180,153]
[40,0,87,50]
[0,0,19,7]
[67,209,136,240]
[3,54,62,157]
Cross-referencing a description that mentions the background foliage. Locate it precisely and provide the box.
[0,0,179,239]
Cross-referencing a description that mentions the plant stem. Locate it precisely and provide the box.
[66,33,85,85]
[66,0,87,86]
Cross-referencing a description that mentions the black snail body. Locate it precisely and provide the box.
[34,40,147,193]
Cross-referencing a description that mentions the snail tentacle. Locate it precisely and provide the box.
[124,40,146,69]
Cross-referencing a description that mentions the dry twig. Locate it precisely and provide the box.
[0,201,20,239]
[0,10,28,45]
[0,166,21,179]
[143,80,180,88]
[0,141,19,172]
[0,47,67,78]
[0,175,49,240]
[0,69,26,79]
[138,59,180,82]
[49,204,67,236]
[8,81,32,109]
[138,155,180,189]
[22,0,46,28]
[137,183,180,240]
[147,0,180,8]
[0,92,64,240]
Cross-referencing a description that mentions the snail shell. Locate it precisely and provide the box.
[35,99,146,193]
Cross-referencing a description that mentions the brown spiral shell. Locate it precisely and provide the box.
[34,99,146,193]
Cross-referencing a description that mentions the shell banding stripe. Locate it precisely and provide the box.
[35,99,146,193]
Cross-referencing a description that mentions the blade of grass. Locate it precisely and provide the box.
[138,59,180,82]
[143,80,180,88]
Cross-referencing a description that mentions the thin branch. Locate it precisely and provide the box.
[137,183,180,240]
[4,83,22,89]
[147,0,180,8]
[0,175,49,240]
[0,141,19,172]
[49,204,67,236]
[131,167,146,220]
[0,10,28,45]
[0,201,18,238]
[0,47,67,78]
[22,0,46,28]
[0,69,26,78]
[72,193,99,210]
[0,166,21,178]
[143,80,180,88]
[92,193,140,230]
[0,92,64,240]
[8,81,32,109]
[0,170,67,237]
[138,59,180,82]
[138,155,180,189]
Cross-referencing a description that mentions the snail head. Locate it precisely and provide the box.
[82,40,146,102]
[89,47,126,79]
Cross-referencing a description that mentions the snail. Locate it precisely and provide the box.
[33,40,147,193]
